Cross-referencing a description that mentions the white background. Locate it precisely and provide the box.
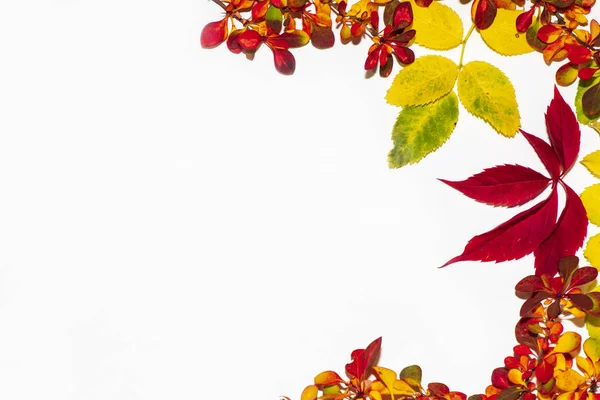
[0,1,599,399]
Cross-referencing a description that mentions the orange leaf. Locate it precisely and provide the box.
[314,371,345,387]
[552,332,582,354]
[301,385,319,400]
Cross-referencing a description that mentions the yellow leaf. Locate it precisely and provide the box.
[457,61,520,137]
[301,385,319,400]
[394,379,417,395]
[553,331,582,354]
[479,9,535,56]
[372,366,397,393]
[507,369,525,385]
[587,284,600,340]
[582,150,600,179]
[386,55,458,107]
[369,390,383,400]
[581,184,600,226]
[584,338,600,362]
[410,0,463,50]
[576,355,594,377]
[555,369,586,391]
[584,233,600,269]
[388,91,459,168]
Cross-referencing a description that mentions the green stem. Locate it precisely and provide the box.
[458,23,476,69]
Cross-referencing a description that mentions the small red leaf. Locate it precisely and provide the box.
[568,266,598,289]
[545,86,580,173]
[227,29,244,54]
[201,19,228,48]
[520,291,551,316]
[516,7,535,33]
[252,1,270,20]
[442,189,558,267]
[393,2,413,29]
[392,46,414,64]
[535,360,553,383]
[537,25,563,43]
[370,11,379,31]
[428,383,450,397]
[491,368,510,389]
[311,25,335,49]
[345,337,382,381]
[472,0,497,30]
[272,48,296,75]
[520,129,562,180]
[440,164,550,208]
[579,67,598,80]
[515,275,546,292]
[569,293,594,309]
[533,184,587,276]
[238,29,263,50]
[564,44,592,64]
[365,48,380,70]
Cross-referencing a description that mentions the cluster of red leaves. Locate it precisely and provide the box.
[201,0,419,75]
[296,257,600,400]
[441,87,587,276]
[298,337,467,400]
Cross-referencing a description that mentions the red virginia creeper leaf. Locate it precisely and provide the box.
[439,164,550,208]
[201,19,228,48]
[520,129,562,180]
[442,189,558,267]
[272,48,296,75]
[545,86,580,173]
[533,184,587,276]
[345,337,382,381]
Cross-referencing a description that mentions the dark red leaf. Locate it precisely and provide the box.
[440,164,550,208]
[582,82,600,118]
[579,67,598,80]
[442,189,558,267]
[515,317,540,350]
[311,25,335,49]
[272,48,296,75]
[392,46,414,64]
[384,0,400,25]
[520,291,551,316]
[238,29,263,50]
[520,129,562,180]
[516,7,535,33]
[201,19,228,48]
[491,368,510,389]
[547,299,561,318]
[345,337,382,381]
[388,29,416,43]
[370,11,379,31]
[568,266,598,289]
[533,184,587,276]
[393,2,413,30]
[558,255,579,280]
[428,383,450,397]
[365,48,380,70]
[472,0,497,30]
[569,293,594,309]
[535,360,553,383]
[497,387,523,400]
[380,54,394,77]
[545,86,580,174]
[515,275,546,293]
[227,29,244,54]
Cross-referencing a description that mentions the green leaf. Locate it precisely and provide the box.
[266,5,283,33]
[410,0,463,50]
[388,91,459,168]
[457,61,520,137]
[399,365,422,384]
[386,55,459,107]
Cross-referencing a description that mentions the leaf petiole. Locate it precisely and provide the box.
[458,23,476,69]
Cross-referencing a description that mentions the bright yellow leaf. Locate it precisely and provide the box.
[410,0,463,50]
[369,390,383,400]
[372,366,397,393]
[555,369,586,391]
[587,284,600,340]
[457,61,520,137]
[584,338,600,362]
[507,369,525,385]
[584,233,600,269]
[301,385,319,400]
[556,392,580,400]
[576,355,595,377]
[553,331,582,354]
[394,379,417,395]
[388,91,459,168]
[582,150,600,179]
[581,184,600,226]
[479,9,535,56]
[386,55,458,107]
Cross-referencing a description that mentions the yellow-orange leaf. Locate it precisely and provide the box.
[555,369,586,391]
[480,9,534,55]
[576,355,594,377]
[314,371,344,386]
[394,379,417,395]
[507,369,525,385]
[584,338,600,362]
[553,331,582,354]
[301,385,319,400]
[372,366,397,393]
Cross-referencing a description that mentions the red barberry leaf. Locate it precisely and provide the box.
[520,291,551,316]
[516,7,535,33]
[579,67,598,80]
[533,184,587,276]
[568,266,598,289]
[520,129,562,180]
[238,29,263,51]
[345,337,382,381]
[272,48,296,75]
[491,368,510,389]
[392,46,414,64]
[515,317,541,350]
[535,360,554,383]
[311,25,335,49]
[564,43,592,64]
[201,19,228,49]
[558,255,579,280]
[545,86,580,174]
[515,275,546,293]
[393,2,413,29]
[471,0,497,30]
[252,1,269,20]
[440,164,550,208]
[428,383,450,397]
[365,47,380,70]
[569,293,594,309]
[442,189,558,267]
[278,30,310,48]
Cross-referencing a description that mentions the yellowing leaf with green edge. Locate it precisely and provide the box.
[386,55,458,107]
[301,385,318,400]
[388,91,459,168]
[581,184,600,226]
[409,0,463,50]
[555,369,586,391]
[576,77,600,126]
[582,150,600,178]
[583,338,600,362]
[479,9,534,55]
[552,331,582,354]
[584,233,600,269]
[457,61,520,137]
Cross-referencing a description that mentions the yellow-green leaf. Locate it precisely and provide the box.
[386,55,458,107]
[388,91,459,168]
[410,0,463,50]
[582,150,600,178]
[581,184,600,226]
[584,233,600,269]
[457,61,520,137]
[479,9,535,55]
[552,331,582,354]
[583,338,600,362]
[576,77,600,126]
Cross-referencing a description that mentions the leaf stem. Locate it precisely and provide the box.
[458,23,476,69]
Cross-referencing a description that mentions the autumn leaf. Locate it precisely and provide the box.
[479,9,534,56]
[576,76,600,124]
[388,91,459,168]
[582,184,600,226]
[545,86,581,173]
[439,164,551,208]
[386,55,458,107]
[554,369,585,391]
[409,0,463,50]
[457,61,520,137]
[582,150,600,178]
[521,130,562,180]
[345,337,382,381]
[585,233,600,268]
